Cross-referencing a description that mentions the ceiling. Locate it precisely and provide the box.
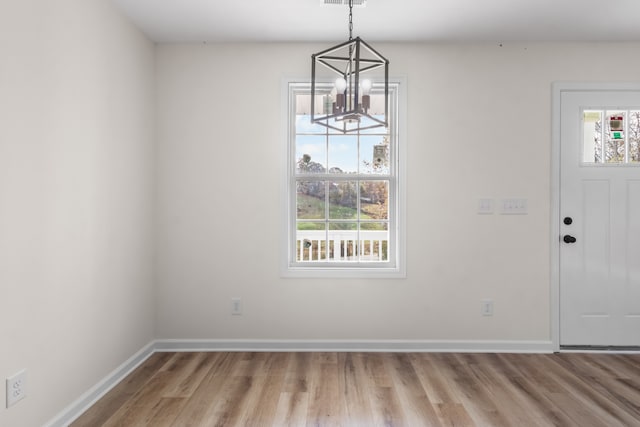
[112,0,640,43]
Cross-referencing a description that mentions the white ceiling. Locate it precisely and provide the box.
[112,0,640,43]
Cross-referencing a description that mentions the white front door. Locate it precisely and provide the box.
[560,89,640,347]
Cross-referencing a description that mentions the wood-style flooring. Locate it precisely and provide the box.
[70,351,640,426]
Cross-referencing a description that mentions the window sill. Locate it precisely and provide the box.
[281,265,406,279]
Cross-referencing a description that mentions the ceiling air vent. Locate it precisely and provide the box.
[322,0,367,6]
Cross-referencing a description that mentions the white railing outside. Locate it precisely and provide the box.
[297,229,388,262]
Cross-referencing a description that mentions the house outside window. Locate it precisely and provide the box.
[282,80,405,278]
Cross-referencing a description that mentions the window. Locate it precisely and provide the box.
[582,109,640,164]
[282,80,405,277]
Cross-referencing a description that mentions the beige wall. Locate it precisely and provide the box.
[155,42,640,342]
[0,1,155,426]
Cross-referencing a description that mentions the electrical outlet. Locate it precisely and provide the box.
[481,299,494,316]
[6,369,27,408]
[231,297,242,315]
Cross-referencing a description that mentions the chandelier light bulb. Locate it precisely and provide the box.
[361,79,372,95]
[334,77,347,110]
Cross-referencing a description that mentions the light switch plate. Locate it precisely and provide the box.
[500,198,528,215]
[477,198,494,214]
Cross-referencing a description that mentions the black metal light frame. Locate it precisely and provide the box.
[310,25,389,133]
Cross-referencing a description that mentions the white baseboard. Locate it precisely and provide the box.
[44,338,553,426]
[154,338,555,353]
[43,341,156,427]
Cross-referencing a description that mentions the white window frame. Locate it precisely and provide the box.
[280,78,406,278]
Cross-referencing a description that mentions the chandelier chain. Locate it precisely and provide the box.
[348,0,353,40]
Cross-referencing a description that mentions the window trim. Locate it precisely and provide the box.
[280,77,407,278]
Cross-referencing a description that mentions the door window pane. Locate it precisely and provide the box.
[582,109,640,165]
[583,110,601,163]
[605,111,625,163]
[629,111,640,163]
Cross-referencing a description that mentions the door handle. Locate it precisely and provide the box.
[563,235,577,243]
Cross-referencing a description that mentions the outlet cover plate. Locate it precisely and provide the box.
[6,369,27,408]
[231,297,242,315]
[481,299,494,316]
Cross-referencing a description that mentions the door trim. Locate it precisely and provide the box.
[551,82,640,352]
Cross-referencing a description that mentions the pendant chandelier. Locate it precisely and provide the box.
[311,0,389,133]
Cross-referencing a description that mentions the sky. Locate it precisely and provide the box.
[295,114,389,174]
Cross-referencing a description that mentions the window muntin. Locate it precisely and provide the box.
[286,82,401,274]
[582,109,640,164]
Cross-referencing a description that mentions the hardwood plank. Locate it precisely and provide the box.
[434,403,476,427]
[360,351,393,388]
[71,351,640,427]
[160,352,217,398]
[572,355,640,418]
[191,375,253,427]
[69,352,174,427]
[494,353,575,426]
[410,354,476,426]
[282,352,311,394]
[168,353,243,427]
[99,371,177,427]
[546,354,640,426]
[368,385,407,427]
[238,353,289,425]
[306,358,345,426]
[409,353,460,405]
[337,353,375,427]
[466,354,550,426]
[144,397,186,427]
[437,353,513,426]
[273,353,311,426]
[273,391,310,427]
[99,353,214,426]
[536,354,631,427]
[384,353,442,426]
